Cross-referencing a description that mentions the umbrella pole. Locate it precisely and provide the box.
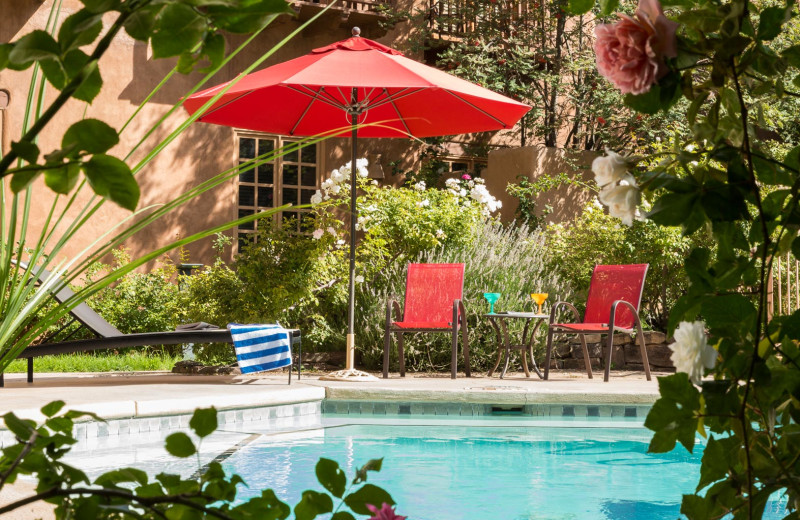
[346,96,358,371]
[321,82,378,382]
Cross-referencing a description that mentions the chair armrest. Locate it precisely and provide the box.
[386,298,402,326]
[455,299,468,328]
[549,301,580,325]
[609,300,639,329]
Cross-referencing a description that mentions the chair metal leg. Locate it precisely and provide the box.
[462,324,471,378]
[635,319,652,381]
[0,371,4,388]
[451,324,458,380]
[579,334,593,379]
[383,327,391,378]
[27,358,33,384]
[604,332,614,382]
[397,332,405,377]
[544,328,554,380]
[297,337,302,380]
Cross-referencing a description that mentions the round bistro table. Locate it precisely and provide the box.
[484,311,549,379]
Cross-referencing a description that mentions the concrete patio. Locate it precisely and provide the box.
[0,369,665,422]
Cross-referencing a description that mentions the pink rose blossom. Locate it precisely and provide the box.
[366,503,407,520]
[461,174,472,180]
[594,0,679,95]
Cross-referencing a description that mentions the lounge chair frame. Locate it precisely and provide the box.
[0,263,301,387]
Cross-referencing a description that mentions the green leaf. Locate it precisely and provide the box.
[756,6,786,41]
[566,0,593,15]
[207,0,293,33]
[10,141,40,163]
[784,45,800,68]
[316,458,346,498]
[44,163,81,194]
[644,374,700,453]
[58,11,103,51]
[294,490,334,520]
[62,119,119,154]
[164,432,196,458]
[123,7,159,41]
[151,4,207,59]
[2,413,36,440]
[0,44,10,69]
[624,87,661,115]
[10,170,39,193]
[41,401,66,418]
[354,458,383,484]
[198,33,225,73]
[94,468,149,487]
[647,192,700,227]
[701,294,756,332]
[331,513,356,520]
[793,236,800,262]
[80,0,120,13]
[598,0,619,15]
[73,59,102,103]
[681,494,712,519]
[189,407,217,438]
[344,484,395,515]
[8,31,61,67]
[82,154,140,210]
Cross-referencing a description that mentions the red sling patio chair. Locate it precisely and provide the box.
[383,263,470,379]
[543,264,652,382]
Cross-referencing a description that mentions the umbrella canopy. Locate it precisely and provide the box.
[183,34,530,138]
[183,30,530,379]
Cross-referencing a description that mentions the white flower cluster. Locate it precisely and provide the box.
[669,321,717,385]
[444,177,502,216]
[592,150,640,226]
[310,158,369,205]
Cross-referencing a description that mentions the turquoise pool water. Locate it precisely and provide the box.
[222,421,787,520]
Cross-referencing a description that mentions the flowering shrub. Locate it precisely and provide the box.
[572,0,800,515]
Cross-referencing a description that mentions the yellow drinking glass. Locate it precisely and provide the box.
[531,293,549,314]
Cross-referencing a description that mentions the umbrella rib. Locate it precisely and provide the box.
[286,85,348,111]
[365,88,425,110]
[197,90,256,120]
[383,88,412,136]
[289,87,324,136]
[441,90,508,128]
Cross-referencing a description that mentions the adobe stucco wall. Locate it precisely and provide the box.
[484,145,597,225]
[0,0,424,268]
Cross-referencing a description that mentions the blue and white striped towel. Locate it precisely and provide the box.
[227,324,291,374]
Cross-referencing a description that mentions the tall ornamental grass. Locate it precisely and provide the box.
[356,219,573,372]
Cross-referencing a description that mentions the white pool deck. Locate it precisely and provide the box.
[0,369,664,423]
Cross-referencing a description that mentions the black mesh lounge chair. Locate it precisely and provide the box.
[0,264,301,386]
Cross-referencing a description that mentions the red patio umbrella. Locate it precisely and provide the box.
[184,28,530,380]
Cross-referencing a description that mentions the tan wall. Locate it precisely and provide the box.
[484,145,597,225]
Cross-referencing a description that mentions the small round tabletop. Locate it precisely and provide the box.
[483,312,549,319]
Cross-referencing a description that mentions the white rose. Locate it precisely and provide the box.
[330,185,341,195]
[415,199,430,208]
[357,166,369,178]
[355,275,364,283]
[413,181,426,191]
[592,150,628,188]
[312,229,324,240]
[669,321,716,385]
[598,183,640,226]
[327,226,336,236]
[310,192,323,204]
[331,170,344,183]
[336,239,345,245]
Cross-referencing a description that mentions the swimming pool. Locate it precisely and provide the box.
[220,422,691,519]
[62,406,787,519]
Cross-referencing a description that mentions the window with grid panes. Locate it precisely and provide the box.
[236,135,319,250]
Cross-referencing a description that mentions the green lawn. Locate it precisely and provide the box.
[5,351,182,373]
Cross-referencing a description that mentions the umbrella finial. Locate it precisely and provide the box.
[352,26,361,37]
